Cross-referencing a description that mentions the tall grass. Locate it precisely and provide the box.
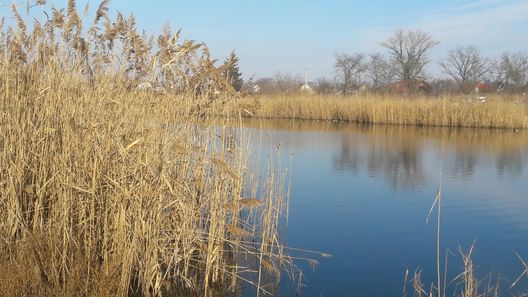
[2,1,526,296]
[233,94,528,129]
[0,1,291,296]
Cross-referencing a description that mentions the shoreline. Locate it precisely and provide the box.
[220,94,528,130]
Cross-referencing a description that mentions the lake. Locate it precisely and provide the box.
[242,119,528,297]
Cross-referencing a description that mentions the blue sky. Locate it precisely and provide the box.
[3,0,528,79]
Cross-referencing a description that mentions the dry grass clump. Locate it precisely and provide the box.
[404,246,524,297]
[403,179,528,297]
[0,1,291,296]
[232,94,528,129]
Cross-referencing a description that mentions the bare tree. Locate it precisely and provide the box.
[439,45,487,90]
[381,30,439,82]
[315,77,337,94]
[273,72,303,92]
[254,77,277,94]
[430,78,458,94]
[367,53,397,88]
[488,52,528,91]
[334,53,367,95]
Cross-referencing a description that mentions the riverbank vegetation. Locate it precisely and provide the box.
[232,94,528,129]
[0,1,293,296]
[1,1,526,296]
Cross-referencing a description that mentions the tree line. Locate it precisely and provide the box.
[242,29,528,95]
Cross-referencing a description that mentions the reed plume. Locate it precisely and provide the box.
[0,1,292,296]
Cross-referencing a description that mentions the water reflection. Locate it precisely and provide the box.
[244,119,527,188]
[333,132,426,189]
[240,119,528,297]
[451,150,478,179]
[496,150,524,176]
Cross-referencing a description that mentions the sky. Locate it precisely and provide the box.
[3,0,528,80]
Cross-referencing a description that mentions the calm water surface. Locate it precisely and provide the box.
[243,119,528,297]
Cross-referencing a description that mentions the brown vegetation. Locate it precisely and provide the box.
[0,1,292,296]
[1,1,526,296]
[231,94,528,129]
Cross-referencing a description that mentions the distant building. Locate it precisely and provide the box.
[298,82,314,93]
[298,69,314,93]
[240,82,261,94]
[474,81,495,94]
[386,80,432,94]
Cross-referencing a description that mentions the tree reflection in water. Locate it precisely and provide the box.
[241,119,527,190]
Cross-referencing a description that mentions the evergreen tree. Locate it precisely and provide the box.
[223,51,243,91]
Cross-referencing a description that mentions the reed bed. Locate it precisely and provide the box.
[233,94,528,129]
[0,1,293,296]
[1,1,526,296]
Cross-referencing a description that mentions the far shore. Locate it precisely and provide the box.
[218,93,528,130]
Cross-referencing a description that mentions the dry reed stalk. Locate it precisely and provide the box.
[0,1,293,296]
[226,94,528,129]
